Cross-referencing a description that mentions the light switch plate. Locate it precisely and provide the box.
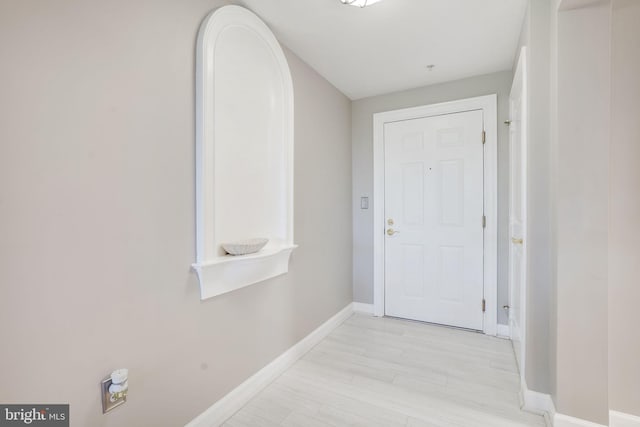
[360,197,369,209]
[101,377,126,414]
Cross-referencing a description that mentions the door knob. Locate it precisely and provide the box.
[511,237,523,244]
[386,228,400,236]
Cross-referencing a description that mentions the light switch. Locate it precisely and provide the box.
[360,197,369,210]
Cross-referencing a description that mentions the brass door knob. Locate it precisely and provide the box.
[511,237,523,244]
[387,228,399,236]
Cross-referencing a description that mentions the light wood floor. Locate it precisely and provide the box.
[223,314,545,427]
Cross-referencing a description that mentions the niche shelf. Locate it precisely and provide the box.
[192,5,296,300]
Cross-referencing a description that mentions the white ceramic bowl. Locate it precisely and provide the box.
[222,238,269,256]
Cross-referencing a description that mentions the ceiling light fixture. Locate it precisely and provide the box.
[340,0,384,7]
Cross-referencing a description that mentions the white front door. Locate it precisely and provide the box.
[384,110,485,330]
[509,48,527,376]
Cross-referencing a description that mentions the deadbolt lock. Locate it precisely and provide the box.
[387,218,394,225]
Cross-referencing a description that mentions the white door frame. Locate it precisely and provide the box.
[509,47,528,384]
[372,94,498,336]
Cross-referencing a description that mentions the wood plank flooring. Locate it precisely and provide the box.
[223,314,545,427]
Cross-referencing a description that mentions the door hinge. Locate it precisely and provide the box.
[482,130,486,144]
[482,215,486,228]
[482,299,486,312]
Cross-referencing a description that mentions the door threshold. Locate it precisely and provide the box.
[382,315,483,334]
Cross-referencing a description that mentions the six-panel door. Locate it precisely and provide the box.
[384,110,485,330]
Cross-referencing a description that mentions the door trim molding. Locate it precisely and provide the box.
[497,323,510,338]
[510,45,529,398]
[372,94,498,336]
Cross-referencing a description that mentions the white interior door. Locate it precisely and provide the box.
[509,48,527,377]
[384,110,485,330]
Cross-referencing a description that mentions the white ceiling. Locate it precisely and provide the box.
[238,0,528,100]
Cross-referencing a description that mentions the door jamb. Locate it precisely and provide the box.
[372,94,498,336]
[509,47,528,385]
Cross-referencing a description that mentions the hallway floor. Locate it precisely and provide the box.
[223,314,545,427]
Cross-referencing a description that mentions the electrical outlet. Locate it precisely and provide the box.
[101,376,126,414]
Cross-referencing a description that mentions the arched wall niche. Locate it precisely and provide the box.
[192,5,296,300]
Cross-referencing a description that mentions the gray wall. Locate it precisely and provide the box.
[609,0,640,418]
[555,2,611,423]
[352,71,513,326]
[0,1,352,426]
[520,0,640,422]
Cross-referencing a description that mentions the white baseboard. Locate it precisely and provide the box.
[552,409,640,427]
[520,379,556,426]
[610,411,640,427]
[496,323,510,338]
[554,413,607,427]
[185,303,354,427]
[353,302,374,315]
[552,408,640,427]
[520,387,639,427]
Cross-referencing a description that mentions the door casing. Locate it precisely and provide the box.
[372,95,498,336]
[509,47,528,385]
